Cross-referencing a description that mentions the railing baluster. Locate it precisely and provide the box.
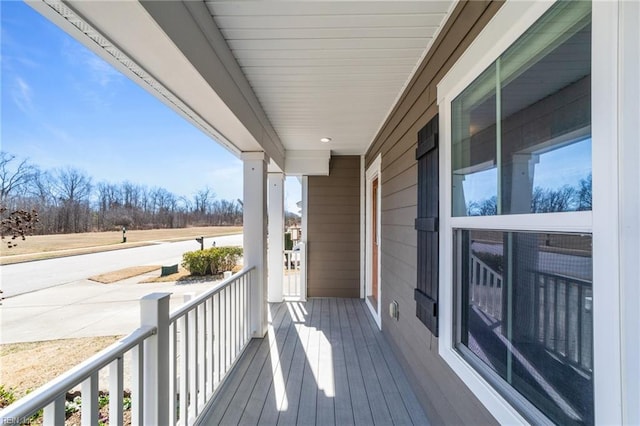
[222,288,228,374]
[131,343,144,426]
[231,283,240,359]
[43,394,65,426]
[237,280,241,349]
[179,315,188,426]
[215,292,221,387]
[206,297,214,398]
[249,272,252,337]
[578,282,584,367]
[241,276,246,346]
[188,305,198,420]
[169,323,177,426]
[227,285,235,364]
[197,302,205,411]
[109,357,124,426]
[81,372,99,426]
[564,280,570,357]
[553,277,559,351]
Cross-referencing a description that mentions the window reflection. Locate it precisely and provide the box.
[452,1,591,216]
[457,230,593,424]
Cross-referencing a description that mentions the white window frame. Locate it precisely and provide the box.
[437,1,622,424]
[619,2,640,424]
[365,154,382,328]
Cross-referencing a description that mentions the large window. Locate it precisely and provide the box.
[447,1,594,424]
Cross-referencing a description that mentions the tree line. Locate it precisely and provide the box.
[0,151,243,234]
[466,174,592,216]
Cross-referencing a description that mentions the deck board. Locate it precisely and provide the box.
[344,299,394,426]
[257,303,299,424]
[350,299,412,425]
[337,298,373,426]
[200,298,429,426]
[296,298,320,425]
[240,302,295,424]
[275,301,313,425]
[354,300,431,426]
[329,298,355,426]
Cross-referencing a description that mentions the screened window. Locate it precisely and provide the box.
[452,1,592,217]
[455,230,593,424]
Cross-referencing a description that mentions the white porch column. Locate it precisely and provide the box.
[267,172,284,302]
[510,153,539,214]
[242,152,268,338]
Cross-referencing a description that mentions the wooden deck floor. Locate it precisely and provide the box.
[199,298,429,425]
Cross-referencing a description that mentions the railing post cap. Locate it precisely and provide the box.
[141,292,172,301]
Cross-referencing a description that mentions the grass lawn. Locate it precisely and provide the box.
[0,336,123,401]
[0,226,242,265]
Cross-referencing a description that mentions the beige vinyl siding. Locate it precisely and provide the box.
[364,1,503,424]
[307,156,360,298]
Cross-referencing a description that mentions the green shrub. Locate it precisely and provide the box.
[182,246,243,276]
[181,250,210,275]
[284,232,293,250]
[210,246,243,275]
[0,385,16,408]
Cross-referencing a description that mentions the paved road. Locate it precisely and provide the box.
[0,234,242,298]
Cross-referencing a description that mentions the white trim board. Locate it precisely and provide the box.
[360,155,366,299]
[364,154,382,329]
[619,2,640,424]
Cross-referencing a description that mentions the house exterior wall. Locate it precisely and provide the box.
[364,1,503,424]
[307,155,361,298]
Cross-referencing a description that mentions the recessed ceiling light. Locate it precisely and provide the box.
[320,137,332,143]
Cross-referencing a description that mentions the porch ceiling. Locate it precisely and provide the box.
[205,1,456,155]
[29,0,455,169]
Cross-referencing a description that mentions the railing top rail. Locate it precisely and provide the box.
[529,269,592,285]
[0,325,156,421]
[169,266,255,322]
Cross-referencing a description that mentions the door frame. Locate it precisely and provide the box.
[365,154,382,328]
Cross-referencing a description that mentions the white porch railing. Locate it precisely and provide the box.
[169,267,253,425]
[470,254,503,320]
[0,267,254,426]
[283,242,306,300]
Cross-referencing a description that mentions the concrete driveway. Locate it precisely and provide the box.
[0,233,243,344]
[0,271,222,344]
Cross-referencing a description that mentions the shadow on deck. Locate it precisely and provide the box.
[198,298,429,425]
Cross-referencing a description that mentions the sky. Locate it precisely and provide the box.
[462,138,591,206]
[1,1,300,211]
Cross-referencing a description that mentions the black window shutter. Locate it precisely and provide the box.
[415,115,439,336]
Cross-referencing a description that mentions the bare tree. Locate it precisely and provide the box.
[577,173,592,211]
[531,185,576,213]
[53,167,92,203]
[28,169,55,205]
[194,187,215,215]
[467,196,498,216]
[0,152,35,201]
[52,167,93,232]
